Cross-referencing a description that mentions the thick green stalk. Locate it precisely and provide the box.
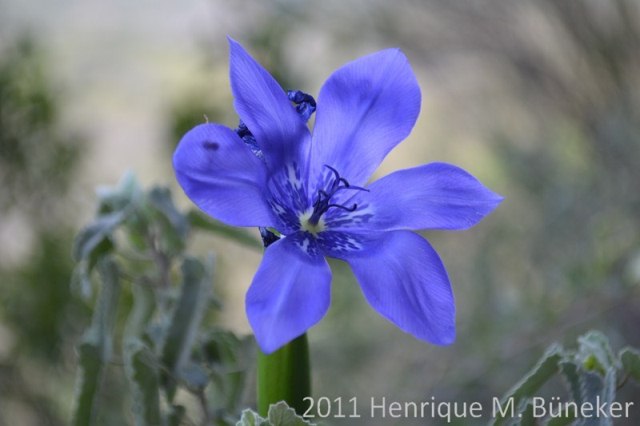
[257,333,310,417]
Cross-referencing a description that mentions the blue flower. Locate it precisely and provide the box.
[173,38,503,354]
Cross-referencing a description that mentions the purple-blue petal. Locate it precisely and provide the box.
[173,123,276,227]
[331,162,503,231]
[337,230,455,345]
[246,233,331,354]
[228,38,311,171]
[310,48,421,187]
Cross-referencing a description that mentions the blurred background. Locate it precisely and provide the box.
[1,0,639,424]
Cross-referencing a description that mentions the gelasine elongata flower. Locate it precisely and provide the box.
[173,38,503,354]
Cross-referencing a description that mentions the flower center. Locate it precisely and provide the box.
[305,165,369,227]
[299,209,326,236]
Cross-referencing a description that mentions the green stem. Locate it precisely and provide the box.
[257,333,310,417]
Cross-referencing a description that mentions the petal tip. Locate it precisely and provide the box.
[255,336,281,355]
[249,312,304,355]
[247,315,284,355]
[226,35,242,51]
[431,327,456,346]
[486,190,506,213]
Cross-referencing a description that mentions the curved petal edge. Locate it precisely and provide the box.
[228,37,311,170]
[343,230,456,345]
[173,123,276,227]
[310,48,421,187]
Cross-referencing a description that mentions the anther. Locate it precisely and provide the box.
[287,90,317,122]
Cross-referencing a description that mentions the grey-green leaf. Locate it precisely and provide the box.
[619,347,640,382]
[92,258,120,362]
[71,340,102,426]
[578,373,605,425]
[92,257,121,360]
[577,367,616,426]
[71,257,121,426]
[148,187,189,240]
[267,401,316,426]
[602,367,617,420]
[516,400,535,426]
[236,409,269,426]
[203,329,253,413]
[577,331,618,374]
[161,256,213,400]
[491,344,563,426]
[235,402,316,426]
[124,338,162,426]
[96,170,142,213]
[73,210,127,261]
[559,360,581,402]
[71,261,93,300]
[124,283,156,343]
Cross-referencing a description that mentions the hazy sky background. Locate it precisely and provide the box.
[4,0,226,187]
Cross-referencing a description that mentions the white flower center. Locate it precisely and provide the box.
[299,209,325,236]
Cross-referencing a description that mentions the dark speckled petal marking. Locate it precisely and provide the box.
[316,231,368,256]
[266,162,310,233]
[323,203,374,229]
[287,231,322,257]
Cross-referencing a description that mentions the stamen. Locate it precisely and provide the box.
[344,184,368,192]
[327,203,358,212]
[324,165,341,180]
[306,166,369,226]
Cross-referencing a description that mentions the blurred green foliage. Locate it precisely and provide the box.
[0,35,86,425]
[71,173,256,425]
[0,36,83,218]
[492,331,640,426]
